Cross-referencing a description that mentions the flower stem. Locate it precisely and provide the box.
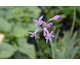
[47,20,50,23]
[50,41,55,59]
[67,6,76,58]
[69,6,76,41]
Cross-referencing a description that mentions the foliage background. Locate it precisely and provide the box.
[0,6,80,59]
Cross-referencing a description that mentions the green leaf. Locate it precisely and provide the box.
[0,10,7,17]
[11,7,24,19]
[13,51,31,59]
[76,6,80,12]
[27,6,41,14]
[17,38,36,59]
[0,42,17,59]
[12,24,28,38]
[0,18,11,32]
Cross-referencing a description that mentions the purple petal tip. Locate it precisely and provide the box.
[49,15,60,21]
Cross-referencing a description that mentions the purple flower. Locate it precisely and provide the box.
[43,27,47,36]
[39,27,47,36]
[45,31,55,43]
[47,23,53,28]
[47,24,51,28]
[29,29,39,39]
[49,15,60,21]
[39,28,43,31]
[48,23,53,26]
[33,15,43,27]
[29,15,58,43]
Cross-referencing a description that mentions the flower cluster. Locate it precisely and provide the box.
[29,15,60,43]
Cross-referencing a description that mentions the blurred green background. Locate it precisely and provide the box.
[0,6,80,59]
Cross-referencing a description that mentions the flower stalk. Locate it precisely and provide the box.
[50,41,55,59]
[67,6,76,58]
[69,6,76,41]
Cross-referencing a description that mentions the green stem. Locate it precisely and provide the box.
[50,41,55,59]
[47,20,50,23]
[69,6,76,41]
[67,6,76,58]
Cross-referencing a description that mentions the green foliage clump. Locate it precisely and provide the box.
[0,6,41,59]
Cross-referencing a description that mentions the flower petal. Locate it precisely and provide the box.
[35,34,39,39]
[49,23,53,25]
[38,21,43,26]
[50,31,53,35]
[35,29,39,33]
[33,19,38,22]
[43,27,47,32]
[49,15,60,21]
[35,35,36,39]
[35,23,38,27]
[51,35,55,37]
[39,28,43,31]
[29,32,33,34]
[43,32,46,36]
[47,24,51,28]
[30,34,34,37]
[39,15,43,21]
[45,37,48,43]
[49,36,52,42]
